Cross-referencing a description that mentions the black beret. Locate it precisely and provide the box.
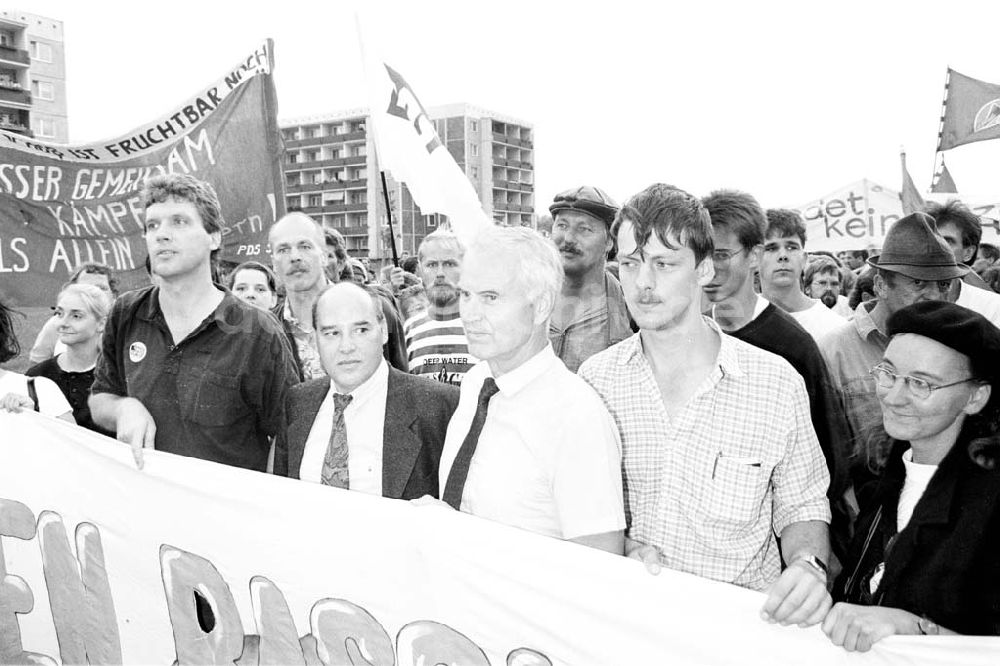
[887,301,1000,380]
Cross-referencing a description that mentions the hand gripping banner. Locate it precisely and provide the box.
[0,40,284,307]
[2,411,998,665]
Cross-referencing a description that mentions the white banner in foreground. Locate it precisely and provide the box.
[1,412,998,665]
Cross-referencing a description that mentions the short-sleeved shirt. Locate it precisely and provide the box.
[549,272,634,373]
[579,320,831,591]
[439,344,626,540]
[818,300,890,479]
[26,357,113,437]
[282,299,326,381]
[92,285,300,471]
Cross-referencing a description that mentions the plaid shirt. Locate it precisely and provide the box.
[579,318,830,591]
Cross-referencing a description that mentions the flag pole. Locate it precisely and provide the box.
[933,68,951,183]
[380,171,400,266]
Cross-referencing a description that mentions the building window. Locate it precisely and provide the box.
[351,145,366,157]
[287,153,298,164]
[470,143,479,157]
[471,166,479,178]
[30,41,52,62]
[358,214,368,226]
[308,150,321,161]
[426,214,437,227]
[34,118,55,138]
[470,120,478,133]
[32,80,54,101]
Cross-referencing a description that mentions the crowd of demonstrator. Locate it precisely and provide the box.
[1,172,998,652]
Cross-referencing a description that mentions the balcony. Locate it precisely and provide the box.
[285,130,366,149]
[0,87,29,106]
[0,45,29,66]
[0,119,29,134]
[285,155,367,170]
[302,202,367,215]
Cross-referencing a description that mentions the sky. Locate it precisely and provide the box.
[24,0,1000,213]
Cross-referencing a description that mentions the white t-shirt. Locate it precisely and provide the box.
[788,300,847,341]
[897,448,938,532]
[955,281,1000,328]
[299,360,388,496]
[439,344,625,540]
[0,370,72,418]
[833,295,854,319]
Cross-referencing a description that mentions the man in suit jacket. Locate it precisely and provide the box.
[274,281,458,499]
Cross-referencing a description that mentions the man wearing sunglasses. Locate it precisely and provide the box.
[819,212,967,488]
[548,186,634,372]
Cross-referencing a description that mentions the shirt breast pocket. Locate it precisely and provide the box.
[699,456,768,528]
[187,370,250,427]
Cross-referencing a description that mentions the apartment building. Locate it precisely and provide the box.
[0,10,67,142]
[280,104,533,260]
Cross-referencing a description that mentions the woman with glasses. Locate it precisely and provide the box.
[824,300,1000,651]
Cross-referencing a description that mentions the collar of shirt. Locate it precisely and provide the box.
[752,294,770,319]
[852,299,885,343]
[618,317,745,380]
[325,358,389,407]
[490,343,558,398]
[137,284,236,331]
[282,282,330,332]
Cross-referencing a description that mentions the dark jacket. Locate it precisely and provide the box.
[273,368,459,500]
[835,434,1000,635]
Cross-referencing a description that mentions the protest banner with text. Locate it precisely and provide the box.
[2,411,998,665]
[795,179,1000,252]
[0,41,284,307]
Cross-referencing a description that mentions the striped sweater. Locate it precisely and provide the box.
[403,311,478,386]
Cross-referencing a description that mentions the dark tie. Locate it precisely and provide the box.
[321,393,353,488]
[442,377,500,509]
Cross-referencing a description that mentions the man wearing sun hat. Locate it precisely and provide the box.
[819,212,969,487]
[548,185,634,372]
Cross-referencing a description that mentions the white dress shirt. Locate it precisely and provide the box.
[300,359,388,496]
[439,343,625,540]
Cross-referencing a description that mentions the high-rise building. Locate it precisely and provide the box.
[0,10,67,143]
[279,104,533,262]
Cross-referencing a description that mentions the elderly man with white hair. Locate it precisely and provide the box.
[427,225,626,554]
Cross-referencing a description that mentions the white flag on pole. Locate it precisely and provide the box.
[355,13,492,244]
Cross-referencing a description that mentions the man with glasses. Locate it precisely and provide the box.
[804,257,854,319]
[760,209,846,340]
[547,186,634,372]
[819,212,967,487]
[703,190,852,557]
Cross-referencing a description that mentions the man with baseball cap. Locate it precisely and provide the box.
[548,186,633,372]
[819,212,967,486]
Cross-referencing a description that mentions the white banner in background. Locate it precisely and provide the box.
[1,412,998,665]
[794,179,1000,252]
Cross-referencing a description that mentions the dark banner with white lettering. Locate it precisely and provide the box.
[0,40,284,307]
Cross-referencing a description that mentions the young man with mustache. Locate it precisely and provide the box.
[580,184,832,627]
[547,186,633,372]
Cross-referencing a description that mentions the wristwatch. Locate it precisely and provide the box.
[794,554,829,581]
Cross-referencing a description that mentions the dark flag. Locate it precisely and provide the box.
[931,158,958,194]
[938,68,1000,151]
[900,151,925,215]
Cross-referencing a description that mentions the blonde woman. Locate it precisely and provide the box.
[26,283,113,435]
